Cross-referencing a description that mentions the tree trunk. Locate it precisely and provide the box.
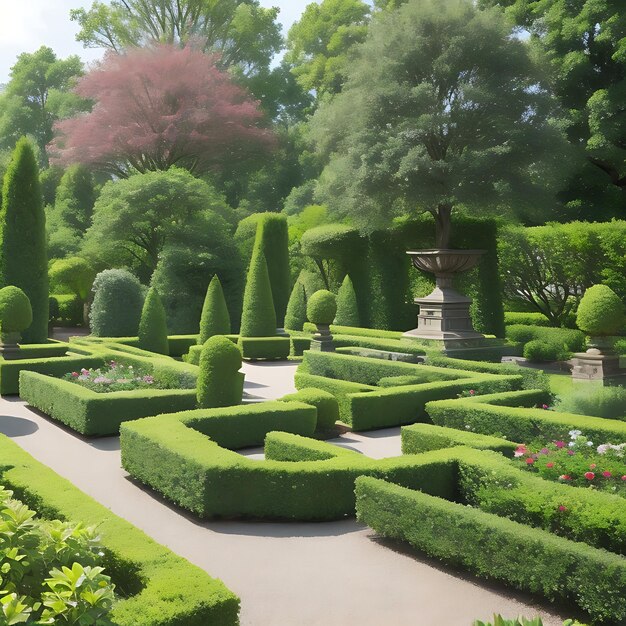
[434,204,452,249]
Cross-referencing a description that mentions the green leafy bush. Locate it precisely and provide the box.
[239,249,276,337]
[138,287,169,355]
[505,324,585,353]
[335,275,360,326]
[576,284,625,336]
[90,270,145,337]
[0,286,32,334]
[555,385,626,419]
[0,485,115,624]
[198,275,231,344]
[284,280,307,331]
[279,388,339,430]
[307,290,337,325]
[473,617,545,626]
[503,312,551,327]
[197,336,244,408]
[523,339,569,362]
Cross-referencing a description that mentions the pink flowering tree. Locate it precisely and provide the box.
[50,45,273,177]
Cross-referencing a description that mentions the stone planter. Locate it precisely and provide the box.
[0,331,21,360]
[310,323,335,352]
[403,249,485,347]
[571,336,625,383]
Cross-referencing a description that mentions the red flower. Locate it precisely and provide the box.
[559,475,571,481]
[622,476,626,481]
[71,372,79,377]
[602,471,612,478]
[558,505,567,512]
[546,462,554,468]
[555,441,565,448]
[584,472,595,480]
[567,450,575,456]
[469,389,475,396]
[526,457,535,465]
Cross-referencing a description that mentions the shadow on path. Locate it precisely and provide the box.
[0,415,38,437]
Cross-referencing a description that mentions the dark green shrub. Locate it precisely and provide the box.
[506,324,585,353]
[237,336,290,360]
[90,269,145,337]
[239,249,276,337]
[335,275,360,326]
[198,275,231,344]
[576,284,625,336]
[53,163,97,234]
[0,286,32,334]
[197,336,244,408]
[307,290,337,325]
[51,293,83,326]
[280,388,340,430]
[138,287,169,355]
[555,386,626,419]
[0,137,48,343]
[297,269,325,299]
[284,280,307,331]
[523,339,569,362]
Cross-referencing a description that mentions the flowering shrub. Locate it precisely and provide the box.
[63,361,165,393]
[515,430,626,497]
[0,486,115,624]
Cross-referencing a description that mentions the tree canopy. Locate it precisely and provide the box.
[312,0,571,247]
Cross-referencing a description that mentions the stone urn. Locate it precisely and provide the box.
[0,331,22,360]
[403,249,485,346]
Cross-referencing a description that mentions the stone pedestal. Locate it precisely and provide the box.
[403,249,486,348]
[0,332,21,360]
[571,348,625,383]
[310,324,335,352]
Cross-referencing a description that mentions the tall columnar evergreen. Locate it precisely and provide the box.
[284,280,308,332]
[254,214,290,327]
[54,164,97,234]
[138,287,169,354]
[335,275,360,327]
[0,138,48,343]
[239,249,276,337]
[198,275,231,344]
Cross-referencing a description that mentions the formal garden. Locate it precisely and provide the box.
[0,0,625,624]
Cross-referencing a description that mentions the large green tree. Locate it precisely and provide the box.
[0,138,48,343]
[479,0,626,220]
[0,47,86,166]
[312,0,571,246]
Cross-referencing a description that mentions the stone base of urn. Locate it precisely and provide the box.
[310,324,335,352]
[0,332,21,360]
[571,348,626,384]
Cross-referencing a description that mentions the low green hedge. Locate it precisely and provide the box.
[279,388,339,430]
[296,352,522,430]
[401,423,518,457]
[505,325,585,354]
[237,336,290,361]
[19,371,197,436]
[0,353,105,395]
[504,312,552,327]
[10,343,69,359]
[0,434,239,625]
[302,323,403,340]
[355,476,626,624]
[290,336,311,357]
[426,390,626,444]
[120,404,458,519]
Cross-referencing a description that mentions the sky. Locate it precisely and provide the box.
[0,0,309,84]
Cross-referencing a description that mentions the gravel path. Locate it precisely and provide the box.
[0,361,568,626]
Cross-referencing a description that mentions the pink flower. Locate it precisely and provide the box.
[71,372,79,377]
[555,441,566,448]
[542,404,549,410]
[558,505,567,512]
[514,445,527,458]
[526,457,535,465]
[540,448,550,455]
[602,471,612,478]
[589,464,597,469]
[546,462,554,468]
[567,450,575,456]
[584,472,595,480]
[559,475,571,481]
[621,476,626,481]
[469,390,475,396]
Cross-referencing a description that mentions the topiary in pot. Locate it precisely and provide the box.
[138,287,169,355]
[0,286,33,356]
[576,285,625,349]
[198,275,231,344]
[307,290,337,352]
[197,335,245,408]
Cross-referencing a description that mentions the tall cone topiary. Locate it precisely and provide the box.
[284,280,307,331]
[335,275,360,327]
[197,335,244,408]
[198,275,231,344]
[0,138,48,343]
[239,248,276,337]
[138,287,169,354]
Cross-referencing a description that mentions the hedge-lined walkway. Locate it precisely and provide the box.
[0,362,566,626]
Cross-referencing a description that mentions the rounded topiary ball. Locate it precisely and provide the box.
[0,286,33,333]
[307,290,337,325]
[576,285,625,336]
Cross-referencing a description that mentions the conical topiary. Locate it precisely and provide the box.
[198,275,231,344]
[335,275,360,327]
[0,137,48,343]
[284,280,307,331]
[239,249,276,337]
[138,287,169,354]
[197,335,244,408]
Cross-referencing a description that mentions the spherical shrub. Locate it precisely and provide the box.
[576,285,625,336]
[0,286,33,333]
[279,388,339,430]
[555,386,626,419]
[307,290,337,325]
[197,335,244,408]
[523,339,569,363]
[90,269,145,337]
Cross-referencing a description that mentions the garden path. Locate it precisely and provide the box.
[0,361,568,626]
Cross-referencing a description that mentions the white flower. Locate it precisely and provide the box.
[586,441,593,447]
[569,430,582,437]
[568,441,576,447]
[597,444,611,454]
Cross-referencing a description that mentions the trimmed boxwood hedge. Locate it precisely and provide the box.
[355,475,626,625]
[120,404,458,520]
[279,388,339,430]
[503,312,551,327]
[0,434,239,625]
[19,371,197,436]
[237,336,290,361]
